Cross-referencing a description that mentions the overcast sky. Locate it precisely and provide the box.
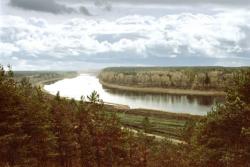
[0,0,250,70]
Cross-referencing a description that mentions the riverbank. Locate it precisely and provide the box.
[35,74,79,88]
[14,71,78,87]
[41,77,201,140]
[100,80,225,96]
[21,72,202,140]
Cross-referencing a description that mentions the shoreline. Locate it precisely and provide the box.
[39,75,203,141]
[35,74,79,93]
[40,75,203,116]
[99,80,226,96]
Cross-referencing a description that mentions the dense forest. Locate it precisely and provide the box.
[0,65,250,167]
[99,67,250,91]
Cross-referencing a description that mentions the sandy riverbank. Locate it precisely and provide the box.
[100,80,225,96]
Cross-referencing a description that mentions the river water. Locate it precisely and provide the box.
[44,74,223,115]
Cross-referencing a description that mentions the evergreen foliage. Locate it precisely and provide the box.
[189,70,250,167]
[0,65,249,167]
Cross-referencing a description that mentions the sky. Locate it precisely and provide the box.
[0,0,250,70]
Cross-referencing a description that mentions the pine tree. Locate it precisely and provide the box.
[75,98,95,167]
[191,71,250,167]
[50,96,77,167]
[142,117,151,133]
[0,65,28,166]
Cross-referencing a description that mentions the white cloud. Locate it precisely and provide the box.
[0,42,20,56]
[0,10,250,69]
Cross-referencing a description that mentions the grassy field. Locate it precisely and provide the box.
[104,105,202,140]
[118,113,186,139]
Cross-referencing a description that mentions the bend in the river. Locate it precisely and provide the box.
[44,74,223,115]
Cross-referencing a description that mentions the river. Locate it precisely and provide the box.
[44,74,223,115]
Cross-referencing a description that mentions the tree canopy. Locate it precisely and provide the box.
[0,65,249,167]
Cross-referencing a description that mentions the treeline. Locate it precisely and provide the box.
[1,65,250,167]
[99,67,250,91]
[13,71,77,86]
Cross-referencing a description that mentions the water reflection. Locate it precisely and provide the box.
[186,95,223,106]
[44,74,224,115]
